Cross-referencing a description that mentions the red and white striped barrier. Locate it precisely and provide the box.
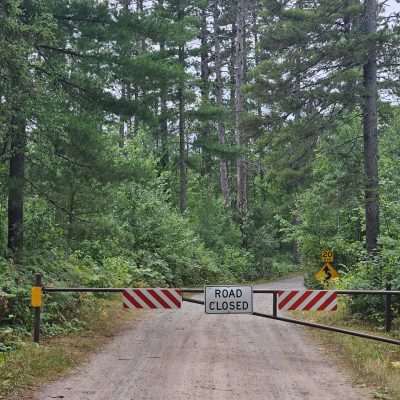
[277,290,337,311]
[122,288,182,310]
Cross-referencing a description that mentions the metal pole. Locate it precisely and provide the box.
[41,287,400,296]
[272,292,278,318]
[385,283,392,333]
[182,297,204,305]
[253,311,400,346]
[33,273,42,344]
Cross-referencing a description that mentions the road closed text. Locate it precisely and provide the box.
[205,286,253,314]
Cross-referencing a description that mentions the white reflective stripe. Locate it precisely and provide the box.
[315,291,337,311]
[307,291,336,311]
[122,289,138,308]
[123,295,134,308]
[323,296,338,311]
[166,289,182,307]
[306,293,329,311]
[278,290,337,311]
[127,288,153,309]
[282,291,318,311]
[297,291,320,311]
[277,290,294,303]
[306,291,336,311]
[280,291,306,311]
[300,291,328,311]
[165,288,182,307]
[134,289,156,309]
[152,288,177,308]
[123,288,182,309]
[147,288,181,308]
[277,290,298,309]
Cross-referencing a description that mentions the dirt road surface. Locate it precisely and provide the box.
[35,276,369,400]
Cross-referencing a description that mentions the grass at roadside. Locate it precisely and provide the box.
[291,306,400,400]
[0,296,139,400]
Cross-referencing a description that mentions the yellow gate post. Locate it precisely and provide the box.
[32,273,43,343]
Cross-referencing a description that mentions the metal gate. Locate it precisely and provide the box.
[31,274,400,346]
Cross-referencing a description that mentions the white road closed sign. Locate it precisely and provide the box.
[205,286,253,314]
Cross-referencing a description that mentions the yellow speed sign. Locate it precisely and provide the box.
[321,249,334,263]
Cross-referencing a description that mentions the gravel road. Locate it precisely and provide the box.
[35,276,369,400]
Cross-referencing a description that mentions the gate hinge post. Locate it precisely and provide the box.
[32,273,43,344]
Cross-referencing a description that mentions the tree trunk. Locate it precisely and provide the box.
[119,83,127,147]
[67,187,76,246]
[132,0,145,136]
[178,69,187,213]
[159,0,169,168]
[138,0,145,51]
[214,0,230,206]
[230,18,237,111]
[234,0,248,216]
[200,4,212,176]
[362,0,379,254]
[159,75,169,168]
[119,0,131,146]
[252,0,262,117]
[178,0,187,213]
[8,116,26,262]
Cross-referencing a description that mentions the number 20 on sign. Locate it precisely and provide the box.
[321,250,334,263]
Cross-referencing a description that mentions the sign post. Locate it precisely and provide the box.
[205,286,253,314]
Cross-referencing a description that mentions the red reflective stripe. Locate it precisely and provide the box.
[162,289,181,308]
[148,289,171,309]
[288,291,313,311]
[134,289,157,308]
[123,290,143,308]
[278,291,298,309]
[317,292,337,311]
[303,291,327,311]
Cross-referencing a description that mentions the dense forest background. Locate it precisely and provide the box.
[1,0,400,334]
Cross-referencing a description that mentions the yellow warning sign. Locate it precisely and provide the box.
[315,263,339,282]
[321,249,334,263]
[31,287,42,308]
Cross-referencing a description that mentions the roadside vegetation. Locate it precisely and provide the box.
[0,297,138,399]
[293,305,400,400]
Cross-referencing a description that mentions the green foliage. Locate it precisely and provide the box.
[0,135,256,337]
[1,0,399,351]
[284,110,400,318]
[249,0,400,321]
[283,115,364,285]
